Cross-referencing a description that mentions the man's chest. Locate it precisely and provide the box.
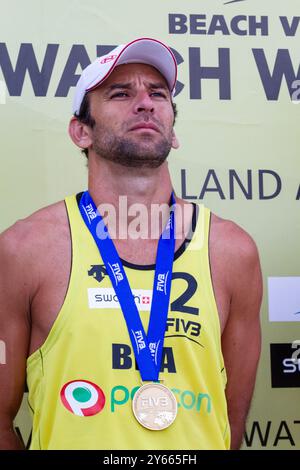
[28,233,230,356]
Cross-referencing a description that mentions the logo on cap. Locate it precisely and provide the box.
[100,55,117,64]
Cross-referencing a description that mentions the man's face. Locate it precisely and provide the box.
[87,63,177,168]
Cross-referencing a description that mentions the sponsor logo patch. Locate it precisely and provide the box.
[270,343,300,388]
[88,288,152,310]
[60,380,106,416]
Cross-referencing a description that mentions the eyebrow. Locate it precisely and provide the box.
[147,82,169,90]
[106,83,132,91]
[104,81,169,95]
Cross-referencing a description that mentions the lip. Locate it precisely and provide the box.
[129,122,160,133]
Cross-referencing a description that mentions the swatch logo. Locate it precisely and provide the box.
[270,344,300,388]
[142,296,151,305]
[88,288,152,310]
[61,380,106,416]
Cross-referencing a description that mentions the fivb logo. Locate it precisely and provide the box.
[83,203,97,224]
[60,380,105,416]
[132,330,146,353]
[149,341,160,365]
[108,262,124,285]
[157,272,169,295]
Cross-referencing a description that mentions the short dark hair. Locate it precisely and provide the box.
[74,93,178,159]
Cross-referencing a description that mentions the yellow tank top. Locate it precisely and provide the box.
[26,194,230,450]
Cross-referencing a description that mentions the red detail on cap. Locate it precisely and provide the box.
[100,55,117,64]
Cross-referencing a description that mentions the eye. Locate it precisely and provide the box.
[110,91,129,99]
[150,91,168,99]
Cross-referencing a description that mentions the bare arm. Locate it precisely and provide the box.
[220,223,262,449]
[0,225,32,449]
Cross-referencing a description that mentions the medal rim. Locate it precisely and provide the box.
[132,382,178,431]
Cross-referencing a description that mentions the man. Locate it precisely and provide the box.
[0,38,262,450]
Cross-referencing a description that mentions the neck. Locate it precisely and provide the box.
[85,155,194,263]
[88,155,173,209]
[88,155,174,241]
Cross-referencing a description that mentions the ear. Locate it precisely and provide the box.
[68,116,93,149]
[171,129,180,149]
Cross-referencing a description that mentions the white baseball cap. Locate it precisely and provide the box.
[72,37,177,115]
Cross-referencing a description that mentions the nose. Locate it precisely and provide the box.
[133,91,154,114]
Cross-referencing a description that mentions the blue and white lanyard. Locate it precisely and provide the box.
[79,191,176,381]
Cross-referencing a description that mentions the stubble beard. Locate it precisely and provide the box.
[91,122,173,169]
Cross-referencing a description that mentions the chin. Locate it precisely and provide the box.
[116,156,167,169]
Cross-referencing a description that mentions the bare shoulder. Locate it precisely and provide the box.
[210,212,260,261]
[210,213,262,297]
[0,200,68,264]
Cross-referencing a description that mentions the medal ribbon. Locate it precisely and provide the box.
[79,191,175,381]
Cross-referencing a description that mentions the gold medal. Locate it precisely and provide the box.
[132,383,177,431]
